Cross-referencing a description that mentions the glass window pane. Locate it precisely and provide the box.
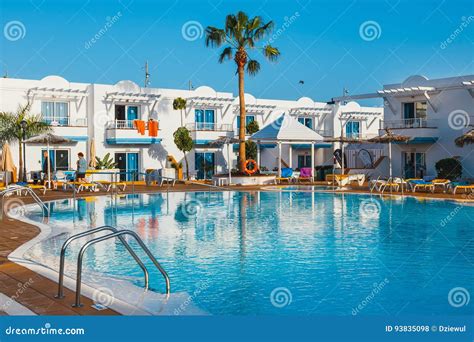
[41,102,54,124]
[55,102,69,125]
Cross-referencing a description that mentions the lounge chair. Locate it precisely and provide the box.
[66,181,97,193]
[297,167,313,183]
[451,182,474,194]
[408,179,432,192]
[27,184,47,195]
[428,179,451,193]
[276,168,294,184]
[326,173,365,187]
[94,180,127,192]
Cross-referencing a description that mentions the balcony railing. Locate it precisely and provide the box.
[186,123,233,132]
[381,118,438,129]
[106,120,147,130]
[44,118,87,127]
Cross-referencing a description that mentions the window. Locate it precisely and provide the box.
[403,101,427,127]
[297,155,312,169]
[298,117,313,129]
[345,121,360,139]
[195,109,215,130]
[41,102,69,126]
[236,115,255,134]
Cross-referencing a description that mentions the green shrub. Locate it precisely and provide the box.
[435,158,462,180]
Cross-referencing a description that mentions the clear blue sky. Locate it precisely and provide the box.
[1,0,473,105]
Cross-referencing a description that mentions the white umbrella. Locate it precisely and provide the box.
[24,133,74,189]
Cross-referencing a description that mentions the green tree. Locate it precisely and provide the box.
[205,11,280,172]
[172,97,187,127]
[245,140,257,160]
[0,103,51,180]
[246,120,259,135]
[435,158,462,180]
[173,126,193,179]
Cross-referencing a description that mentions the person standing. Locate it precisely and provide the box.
[76,152,87,181]
[42,151,52,184]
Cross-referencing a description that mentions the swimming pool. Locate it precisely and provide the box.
[20,190,473,315]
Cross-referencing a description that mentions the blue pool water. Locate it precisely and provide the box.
[24,191,473,315]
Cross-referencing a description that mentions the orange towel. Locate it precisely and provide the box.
[148,120,159,137]
[133,120,146,135]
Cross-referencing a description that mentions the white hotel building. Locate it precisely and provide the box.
[0,74,472,181]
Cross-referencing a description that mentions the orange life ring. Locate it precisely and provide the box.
[244,159,258,175]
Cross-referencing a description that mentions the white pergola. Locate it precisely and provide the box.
[250,114,324,180]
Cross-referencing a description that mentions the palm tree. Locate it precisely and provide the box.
[172,97,187,127]
[205,11,280,172]
[0,103,51,180]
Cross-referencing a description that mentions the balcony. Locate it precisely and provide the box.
[105,120,162,145]
[46,118,88,142]
[380,118,439,143]
[185,123,234,145]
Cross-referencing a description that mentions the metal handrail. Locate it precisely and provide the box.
[72,229,170,307]
[1,186,49,219]
[55,225,149,299]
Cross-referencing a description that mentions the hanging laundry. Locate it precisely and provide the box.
[148,120,159,137]
[133,120,146,135]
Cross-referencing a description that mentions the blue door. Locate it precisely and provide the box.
[195,152,215,179]
[127,106,138,121]
[41,149,55,171]
[127,153,139,181]
[195,109,215,130]
[195,109,204,130]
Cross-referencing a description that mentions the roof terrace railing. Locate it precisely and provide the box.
[380,118,439,129]
[185,123,233,132]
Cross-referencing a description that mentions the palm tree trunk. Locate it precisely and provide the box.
[180,109,184,127]
[238,65,246,172]
[18,142,23,181]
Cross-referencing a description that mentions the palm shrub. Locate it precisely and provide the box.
[0,103,51,180]
[205,11,280,172]
[173,126,193,179]
[172,97,187,127]
[95,153,117,169]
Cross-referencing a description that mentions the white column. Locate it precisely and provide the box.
[257,142,261,168]
[288,144,292,169]
[311,142,315,182]
[278,142,282,178]
[227,143,232,184]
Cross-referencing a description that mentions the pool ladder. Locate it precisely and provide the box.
[0,185,49,219]
[55,225,170,308]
